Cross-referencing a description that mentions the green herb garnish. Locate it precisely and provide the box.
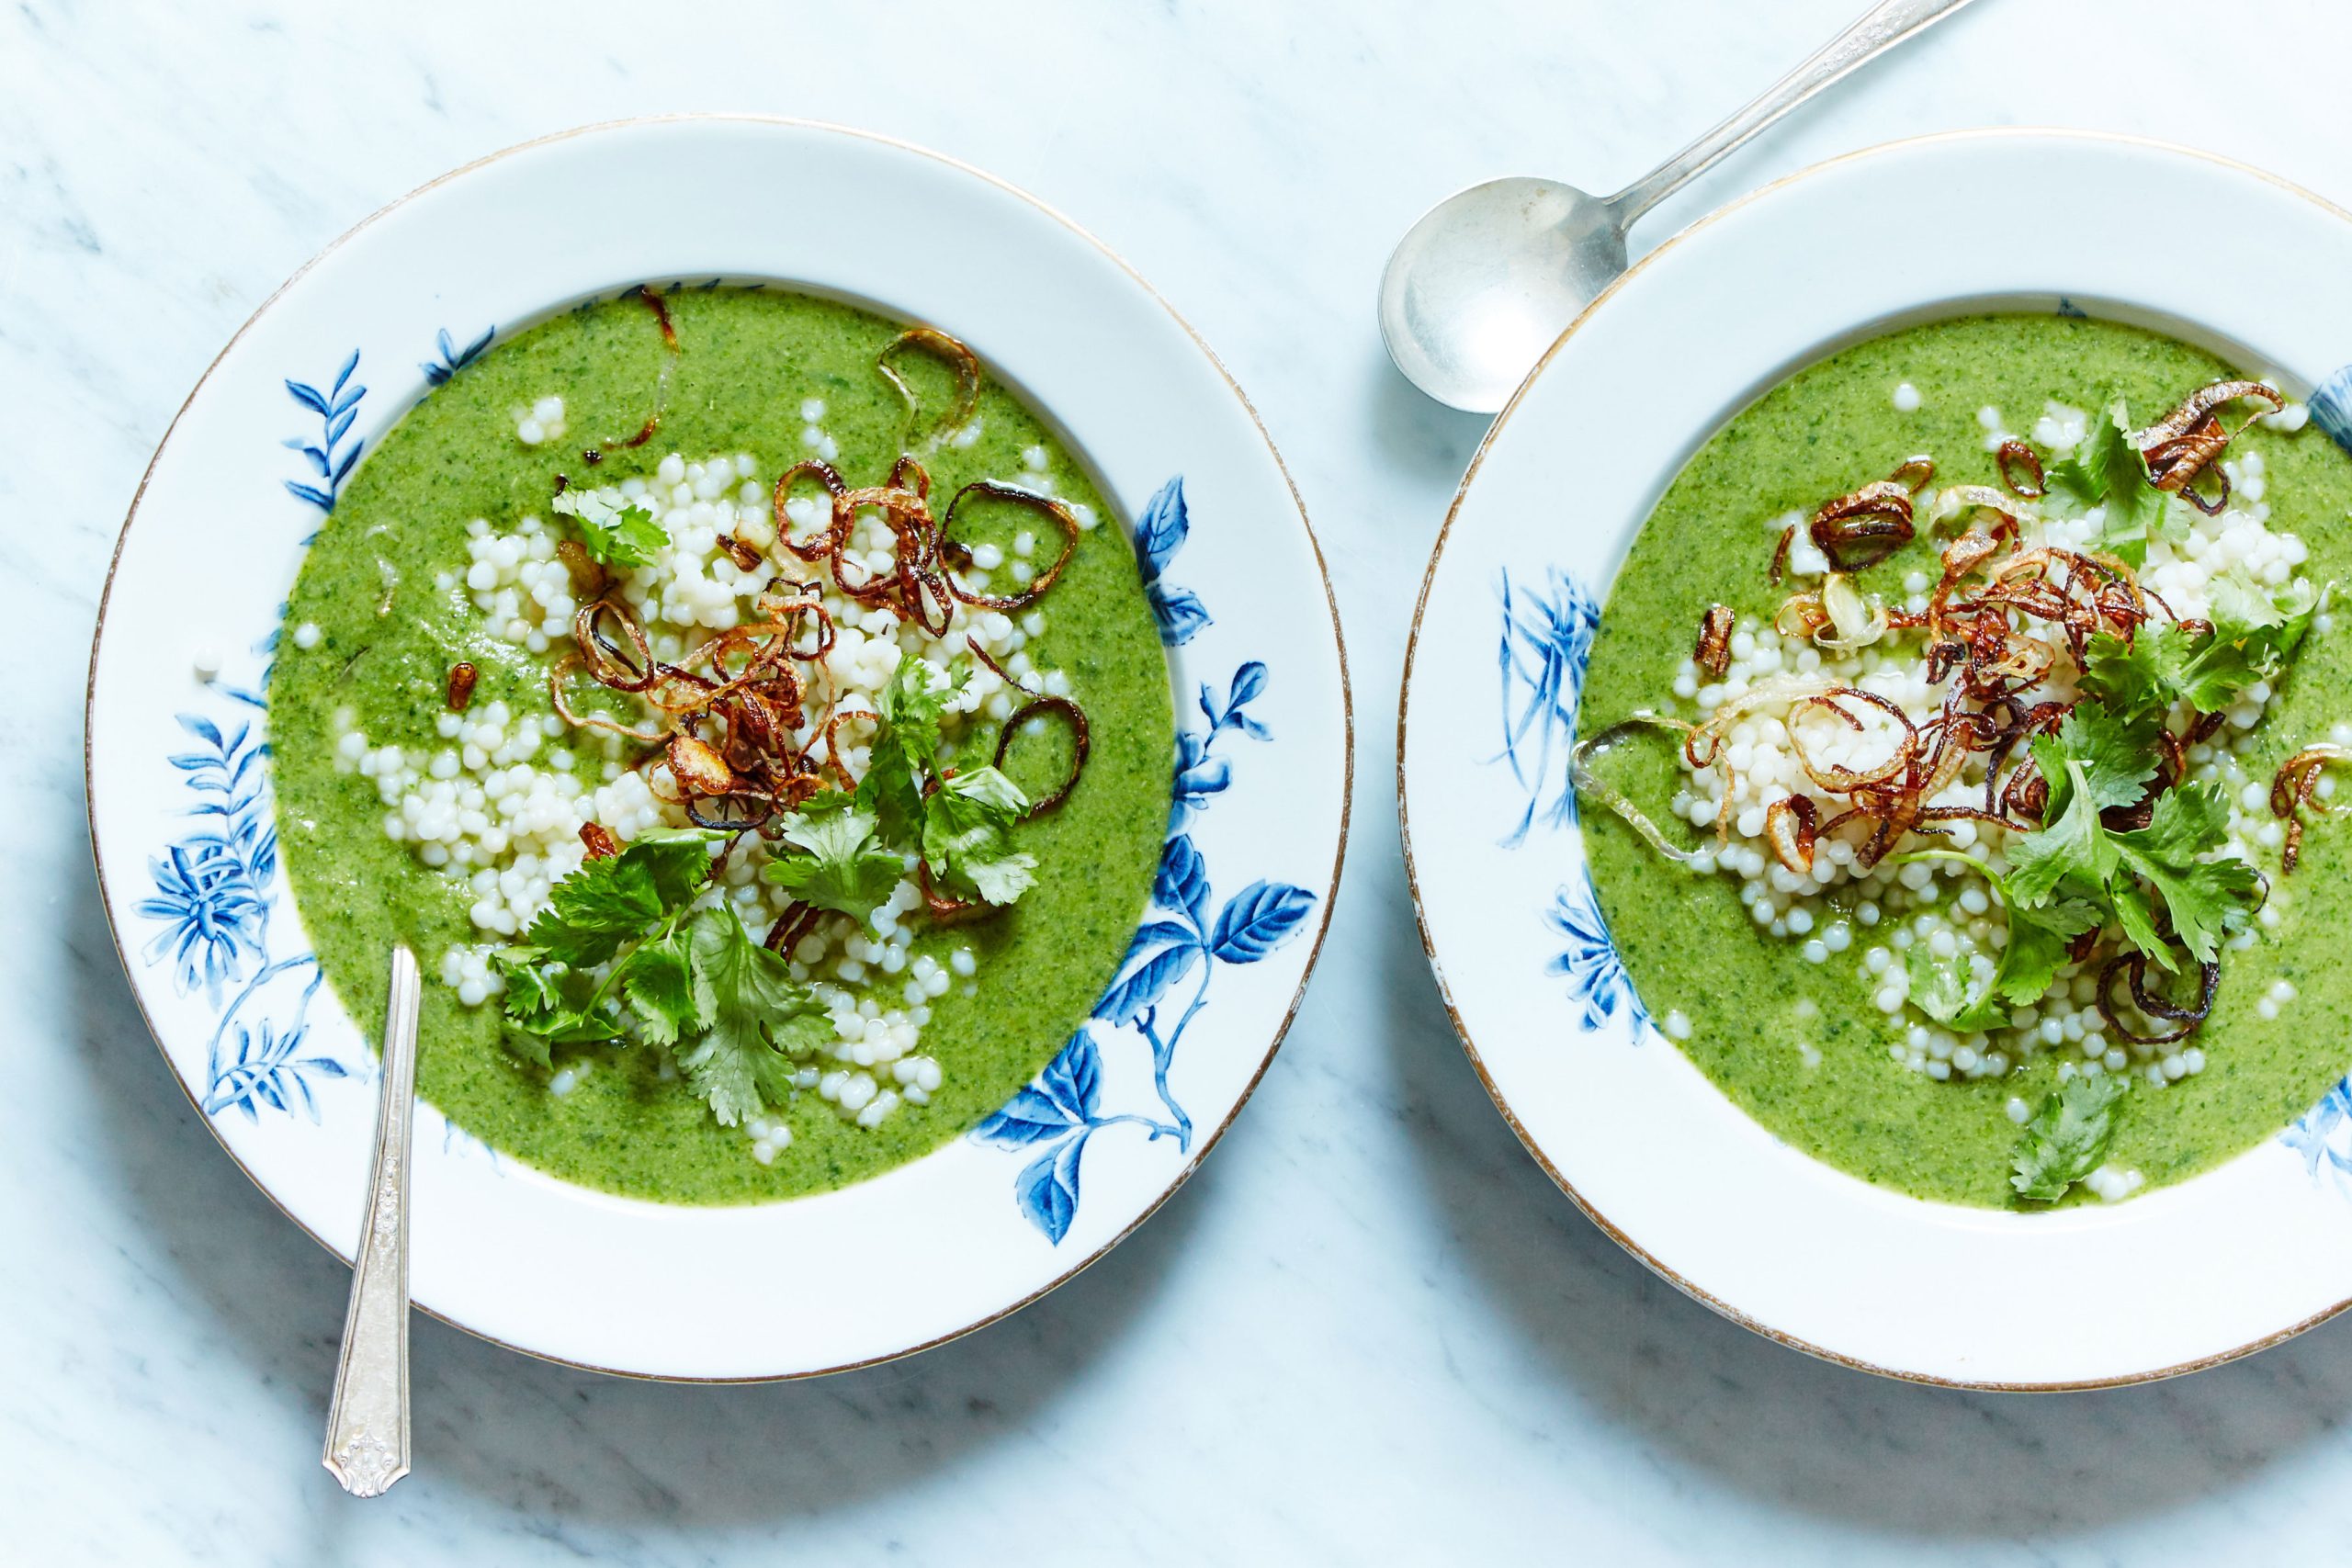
[2010,1072,2129,1204]
[580,502,668,568]
[853,654,1035,903]
[2046,399,2177,566]
[491,829,831,1124]
[2080,567,2319,719]
[2002,700,2258,966]
[759,795,905,923]
[1895,852,2100,1033]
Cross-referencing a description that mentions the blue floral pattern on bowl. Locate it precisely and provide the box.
[281,350,367,514]
[1489,566,1647,1039]
[2283,1077,2352,1193]
[1544,867,1649,1038]
[972,477,1317,1244]
[138,675,343,1122]
[1496,567,1599,846]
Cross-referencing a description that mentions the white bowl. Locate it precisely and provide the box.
[1401,130,2352,1388]
[87,117,1351,1380]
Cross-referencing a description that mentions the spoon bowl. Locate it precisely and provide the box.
[1378,177,1628,414]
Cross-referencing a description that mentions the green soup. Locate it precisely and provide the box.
[1577,313,2352,1207]
[270,287,1174,1204]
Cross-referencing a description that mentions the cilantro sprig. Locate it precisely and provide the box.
[1894,852,2099,1033]
[2045,399,2179,566]
[491,829,831,1124]
[841,655,1038,906]
[2010,1072,2129,1204]
[2001,701,2258,967]
[552,491,669,568]
[759,795,905,923]
[2081,567,2320,720]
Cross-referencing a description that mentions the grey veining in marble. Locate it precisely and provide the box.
[12,0,2352,1562]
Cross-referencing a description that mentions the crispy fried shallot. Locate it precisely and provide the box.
[1572,716,1704,865]
[1764,795,1819,874]
[2273,743,2352,873]
[1692,604,1735,678]
[877,327,982,446]
[1810,480,1916,571]
[993,695,1091,818]
[1996,440,2046,498]
[940,480,1080,613]
[1890,456,1936,493]
[2096,953,2219,1045]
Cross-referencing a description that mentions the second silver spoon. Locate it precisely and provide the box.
[1378,0,1981,413]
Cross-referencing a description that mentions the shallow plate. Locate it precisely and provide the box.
[88,116,1350,1380]
[1401,130,2352,1388]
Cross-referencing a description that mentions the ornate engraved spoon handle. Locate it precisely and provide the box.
[322,944,421,1497]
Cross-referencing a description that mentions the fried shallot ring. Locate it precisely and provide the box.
[1572,716,1703,865]
[2096,953,2219,1045]
[573,596,657,693]
[2139,379,2283,448]
[1809,480,1915,571]
[1889,456,1936,493]
[548,653,669,744]
[878,326,983,446]
[1995,440,2046,498]
[773,458,855,561]
[993,695,1091,818]
[940,481,1080,613]
[1786,686,1919,793]
[2273,743,2352,873]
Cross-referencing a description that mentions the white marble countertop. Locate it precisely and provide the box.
[15,0,2352,1561]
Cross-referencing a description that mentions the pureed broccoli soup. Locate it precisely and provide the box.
[271,287,1173,1203]
[1575,314,2352,1207]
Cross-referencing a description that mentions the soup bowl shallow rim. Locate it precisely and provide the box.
[1399,128,2352,1389]
[85,115,1352,1382]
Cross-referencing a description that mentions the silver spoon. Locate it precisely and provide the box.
[322,944,421,1497]
[1377,0,1982,413]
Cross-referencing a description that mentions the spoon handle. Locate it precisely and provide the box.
[1606,0,1978,228]
[322,944,421,1498]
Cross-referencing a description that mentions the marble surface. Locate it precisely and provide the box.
[15,0,2352,1561]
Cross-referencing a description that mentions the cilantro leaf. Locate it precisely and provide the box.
[761,796,905,921]
[2043,704,2163,814]
[496,830,720,1063]
[2046,400,2173,565]
[2010,1072,2130,1204]
[1905,942,1970,1026]
[1893,852,2100,1030]
[876,654,964,771]
[857,658,966,845]
[520,829,719,966]
[2083,570,2321,719]
[1996,700,2258,971]
[1997,895,2103,1010]
[2109,782,2260,965]
[2208,567,2317,634]
[558,497,669,568]
[678,907,827,1125]
[620,919,710,1046]
[2005,761,2119,907]
[2005,705,2159,907]
[922,765,1037,905]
